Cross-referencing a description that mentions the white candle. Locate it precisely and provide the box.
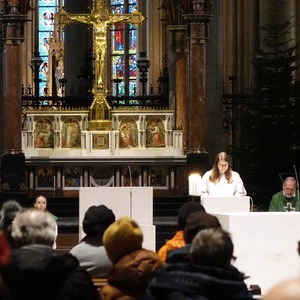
[189,173,201,196]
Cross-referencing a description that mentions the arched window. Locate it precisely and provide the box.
[109,0,138,97]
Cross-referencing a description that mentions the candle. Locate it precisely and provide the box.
[189,173,201,196]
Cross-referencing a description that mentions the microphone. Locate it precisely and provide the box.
[293,165,300,202]
[128,166,133,218]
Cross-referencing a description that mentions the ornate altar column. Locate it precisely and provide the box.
[0,1,31,200]
[183,0,212,151]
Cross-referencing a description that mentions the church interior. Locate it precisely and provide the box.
[1,1,300,296]
[0,0,299,247]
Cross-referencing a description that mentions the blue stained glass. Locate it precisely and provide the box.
[129,55,137,78]
[113,6,124,13]
[40,82,47,96]
[112,81,125,96]
[39,32,51,56]
[129,29,136,51]
[40,0,56,5]
[39,7,55,30]
[40,68,47,82]
[112,55,124,78]
[129,5,137,13]
[129,81,137,96]
[111,27,124,52]
[111,0,124,4]
[110,0,139,98]
[38,0,61,96]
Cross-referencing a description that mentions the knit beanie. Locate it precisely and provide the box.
[82,205,115,236]
[184,211,221,243]
[103,216,143,264]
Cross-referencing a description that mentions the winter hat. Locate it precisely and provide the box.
[83,205,115,235]
[103,216,143,264]
[177,202,206,230]
[184,211,221,243]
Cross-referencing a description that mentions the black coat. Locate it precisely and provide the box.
[0,244,98,300]
[144,262,253,300]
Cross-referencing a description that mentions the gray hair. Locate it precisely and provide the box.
[11,208,56,248]
[283,177,297,187]
[190,227,234,268]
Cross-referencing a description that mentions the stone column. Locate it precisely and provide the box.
[0,2,31,200]
[170,25,189,152]
[184,0,212,151]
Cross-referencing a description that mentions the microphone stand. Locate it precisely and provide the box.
[128,166,133,218]
[293,165,300,211]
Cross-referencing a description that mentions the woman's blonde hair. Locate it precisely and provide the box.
[209,152,233,184]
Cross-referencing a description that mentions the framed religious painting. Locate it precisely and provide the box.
[146,117,166,148]
[63,167,82,190]
[34,117,54,148]
[35,167,55,190]
[61,117,81,148]
[148,166,169,190]
[119,117,138,148]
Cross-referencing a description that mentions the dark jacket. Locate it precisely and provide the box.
[144,262,253,300]
[0,244,98,300]
[166,244,191,264]
[101,249,164,300]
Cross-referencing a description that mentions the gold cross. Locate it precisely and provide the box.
[56,0,144,91]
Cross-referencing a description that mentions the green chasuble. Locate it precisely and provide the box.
[268,191,300,212]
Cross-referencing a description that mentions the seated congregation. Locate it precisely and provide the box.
[0,200,298,299]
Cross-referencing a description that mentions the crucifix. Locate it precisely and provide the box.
[56,0,144,120]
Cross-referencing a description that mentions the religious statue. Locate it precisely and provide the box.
[56,0,144,90]
[1,0,31,15]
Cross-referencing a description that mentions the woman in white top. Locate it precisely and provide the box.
[200,152,247,197]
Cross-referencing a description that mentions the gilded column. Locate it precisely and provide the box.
[0,1,31,199]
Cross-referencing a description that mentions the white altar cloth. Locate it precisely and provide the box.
[201,196,250,213]
[79,187,155,251]
[214,212,300,295]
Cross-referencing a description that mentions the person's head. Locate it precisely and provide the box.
[103,216,143,264]
[177,202,206,230]
[0,200,23,246]
[0,200,22,232]
[83,205,115,236]
[263,278,300,300]
[34,195,47,211]
[11,208,56,248]
[210,152,233,183]
[190,227,234,268]
[184,211,221,244]
[213,152,232,175]
[282,177,297,198]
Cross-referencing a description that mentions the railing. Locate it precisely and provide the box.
[21,90,169,109]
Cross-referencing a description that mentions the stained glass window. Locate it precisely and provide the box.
[110,0,138,96]
[38,0,61,95]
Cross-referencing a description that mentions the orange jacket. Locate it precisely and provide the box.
[157,230,186,262]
